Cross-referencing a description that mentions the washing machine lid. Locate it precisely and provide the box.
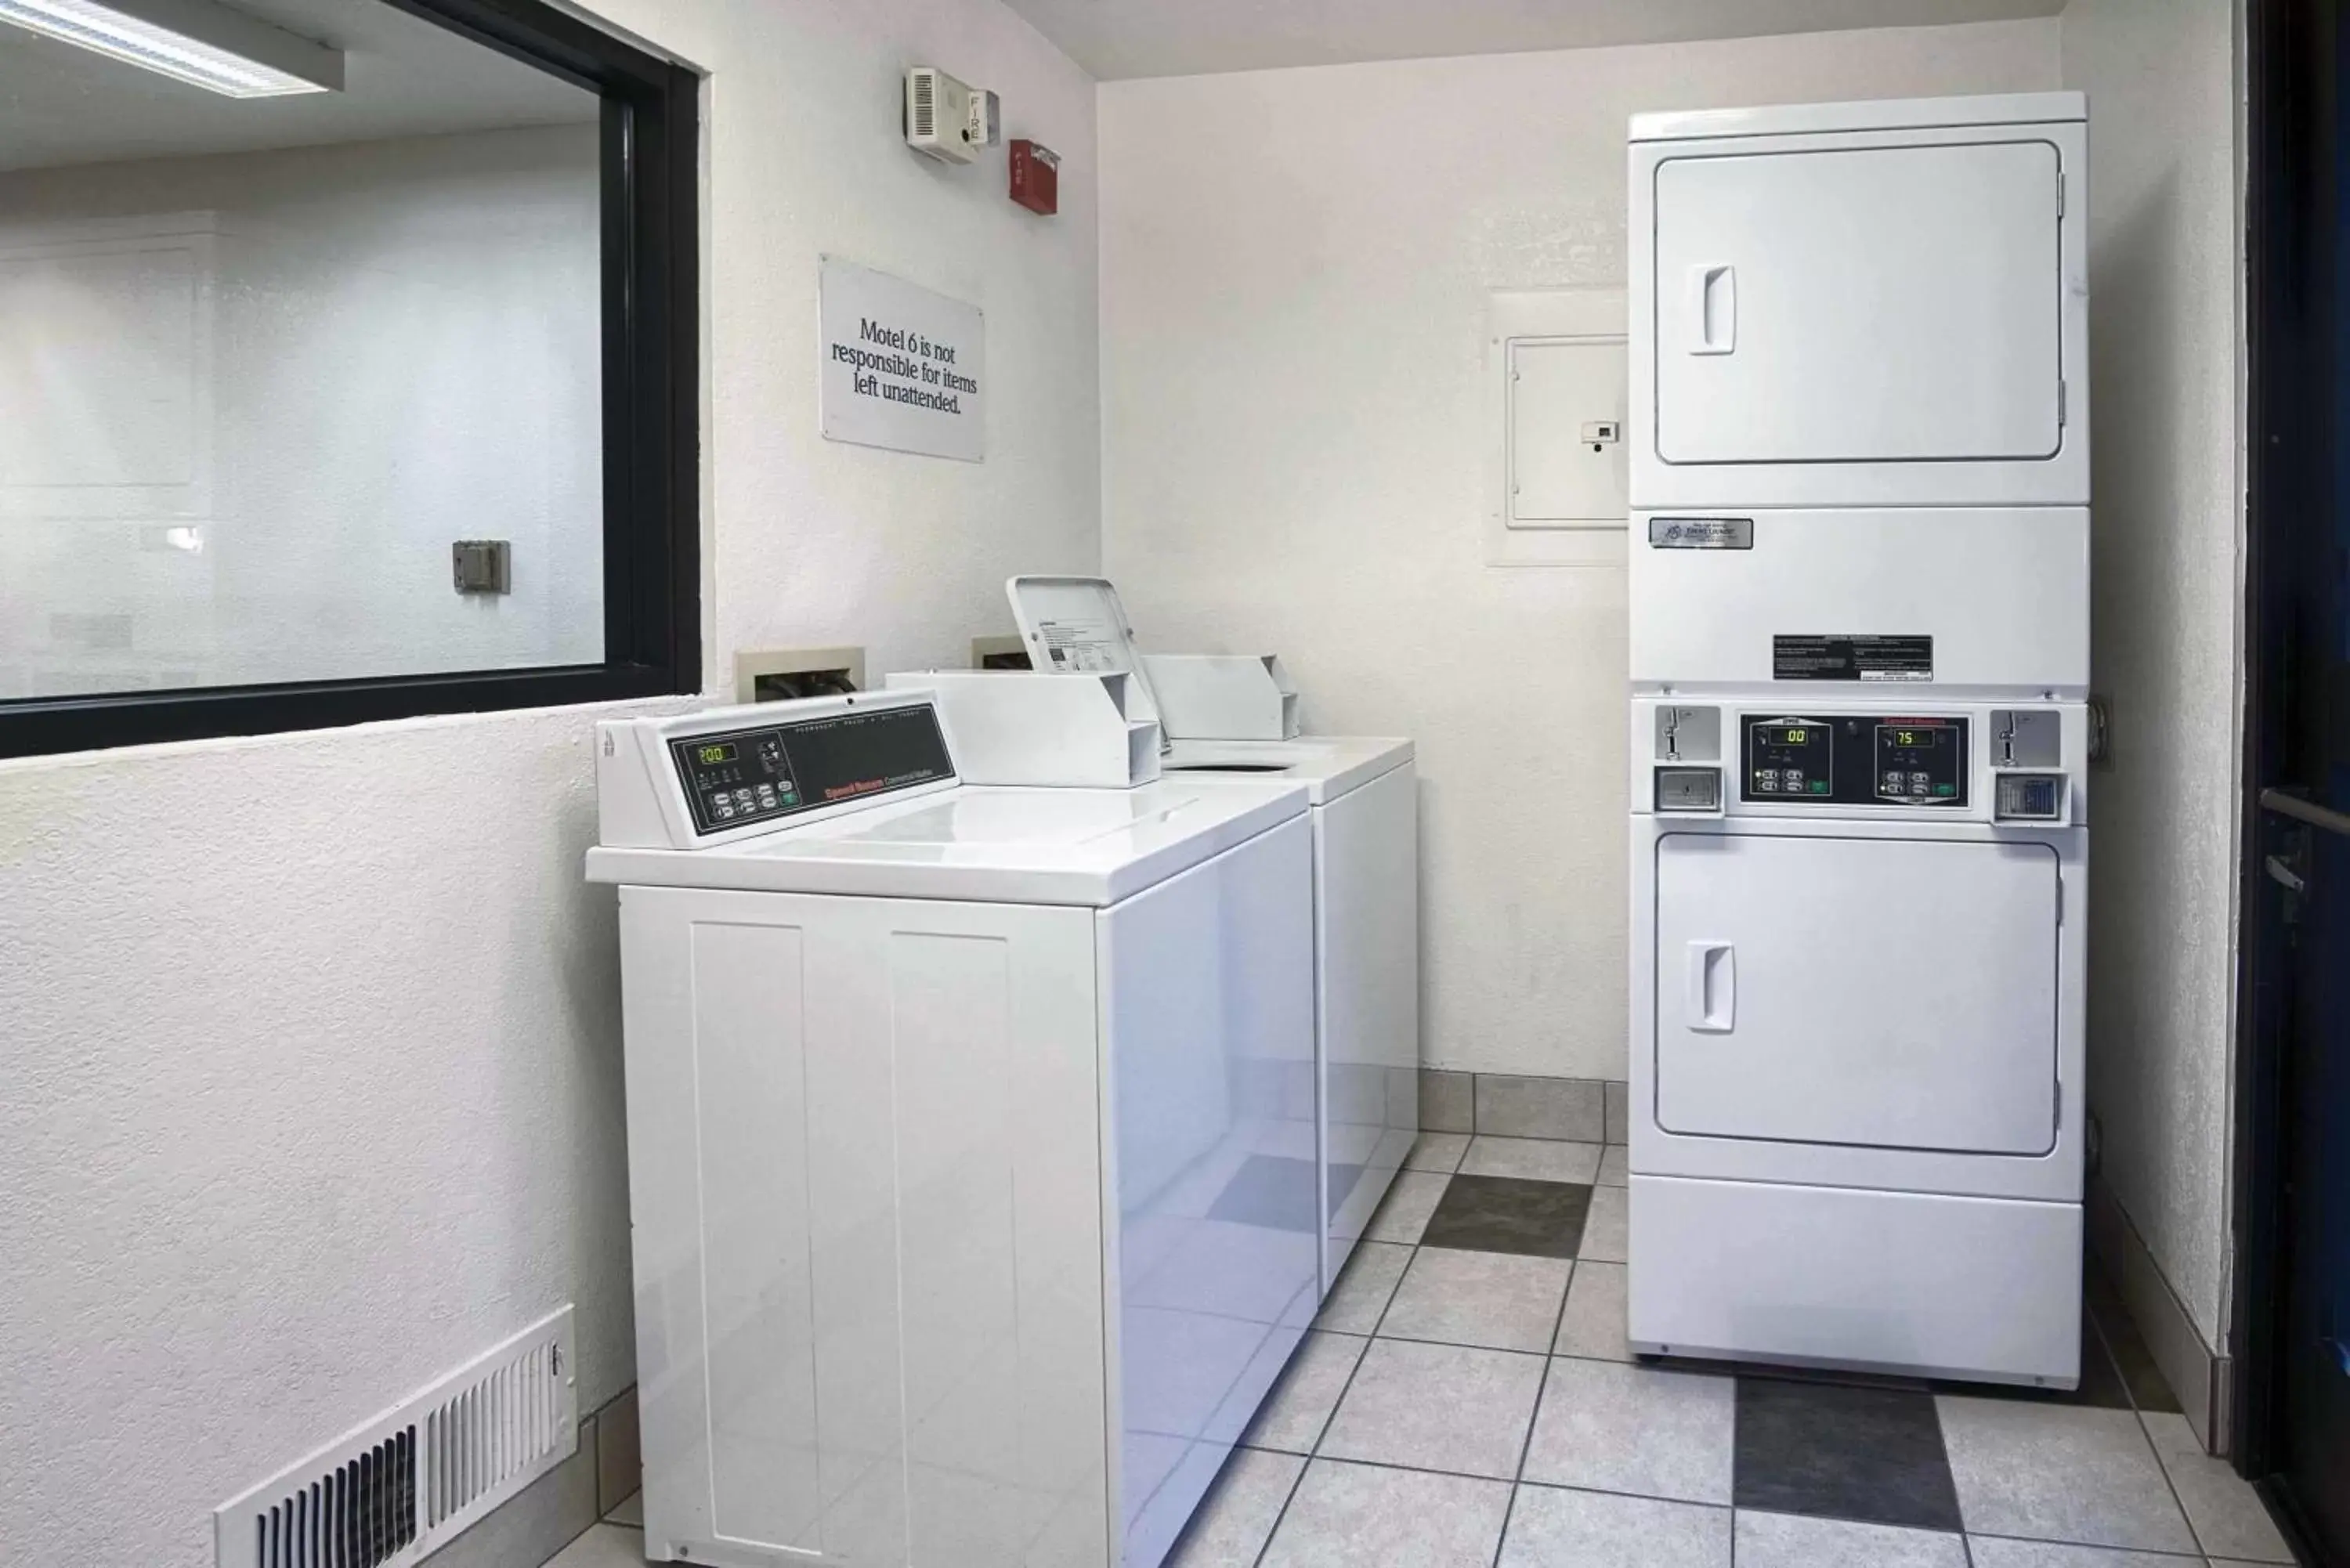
[1161,736,1413,804]
[1005,574,1146,677]
[588,779,1307,905]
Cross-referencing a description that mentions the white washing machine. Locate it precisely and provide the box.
[1004,576,1421,1296]
[1625,92,2092,1388]
[1161,736,1418,1292]
[589,689,1318,1568]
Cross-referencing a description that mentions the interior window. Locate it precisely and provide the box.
[0,0,696,753]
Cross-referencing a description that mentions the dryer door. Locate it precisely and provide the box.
[1651,139,2064,468]
[1653,833,2059,1154]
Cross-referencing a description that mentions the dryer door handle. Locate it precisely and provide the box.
[1687,264,1737,354]
[1685,941,1736,1033]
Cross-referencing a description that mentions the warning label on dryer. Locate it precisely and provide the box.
[1773,635,1934,682]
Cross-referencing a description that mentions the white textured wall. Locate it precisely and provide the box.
[0,0,1097,1560]
[1098,21,2061,1078]
[0,127,604,693]
[0,699,684,1562]
[2062,0,2243,1348]
[592,0,1103,682]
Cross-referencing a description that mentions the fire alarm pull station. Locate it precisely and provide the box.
[1010,139,1059,215]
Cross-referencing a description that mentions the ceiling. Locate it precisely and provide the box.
[0,0,595,173]
[996,0,2065,81]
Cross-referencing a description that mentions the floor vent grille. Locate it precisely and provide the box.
[215,1306,575,1568]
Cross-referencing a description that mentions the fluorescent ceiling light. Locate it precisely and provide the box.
[0,0,344,98]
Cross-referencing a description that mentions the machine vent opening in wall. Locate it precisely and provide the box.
[215,1307,576,1568]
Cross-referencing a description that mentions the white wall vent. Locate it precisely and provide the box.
[214,1306,577,1568]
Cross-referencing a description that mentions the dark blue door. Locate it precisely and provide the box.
[2242,2,2350,1559]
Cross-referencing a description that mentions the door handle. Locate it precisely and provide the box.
[1687,264,1737,355]
[1685,941,1735,1033]
[2261,787,2350,838]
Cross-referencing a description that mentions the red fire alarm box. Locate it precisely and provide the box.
[1010,139,1059,215]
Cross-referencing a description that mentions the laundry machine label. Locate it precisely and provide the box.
[1772,634,1933,683]
[1647,516,1755,549]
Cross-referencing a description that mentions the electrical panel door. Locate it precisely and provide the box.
[1650,139,2064,468]
[1653,833,2060,1154]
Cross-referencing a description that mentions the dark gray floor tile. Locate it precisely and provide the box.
[1419,1174,1591,1259]
[1734,1375,1962,1533]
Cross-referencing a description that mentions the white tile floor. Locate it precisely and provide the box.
[1163,1133,2298,1568]
[544,1131,2300,1568]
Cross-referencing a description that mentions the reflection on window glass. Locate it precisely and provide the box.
[0,0,602,697]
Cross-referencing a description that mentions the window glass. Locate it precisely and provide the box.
[0,0,604,698]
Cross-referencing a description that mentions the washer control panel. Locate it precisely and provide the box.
[1741,714,1968,807]
[668,702,955,836]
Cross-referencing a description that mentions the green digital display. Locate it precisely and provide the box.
[696,742,737,766]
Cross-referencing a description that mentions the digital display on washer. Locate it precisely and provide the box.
[670,703,955,836]
[1740,714,1969,807]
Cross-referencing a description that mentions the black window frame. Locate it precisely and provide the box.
[0,0,699,760]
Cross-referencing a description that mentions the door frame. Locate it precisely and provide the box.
[2232,5,2342,1563]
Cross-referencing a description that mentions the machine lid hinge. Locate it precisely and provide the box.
[2057,169,2066,218]
[2055,877,2064,926]
[2058,378,2068,428]
[2055,1082,2063,1130]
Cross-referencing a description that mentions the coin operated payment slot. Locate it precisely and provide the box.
[1654,706,1725,815]
[1995,772,2067,822]
[1656,766,1723,814]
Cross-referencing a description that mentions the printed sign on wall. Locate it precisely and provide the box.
[819,257,985,463]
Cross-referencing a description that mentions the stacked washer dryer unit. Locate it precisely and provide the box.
[1625,93,2093,1386]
